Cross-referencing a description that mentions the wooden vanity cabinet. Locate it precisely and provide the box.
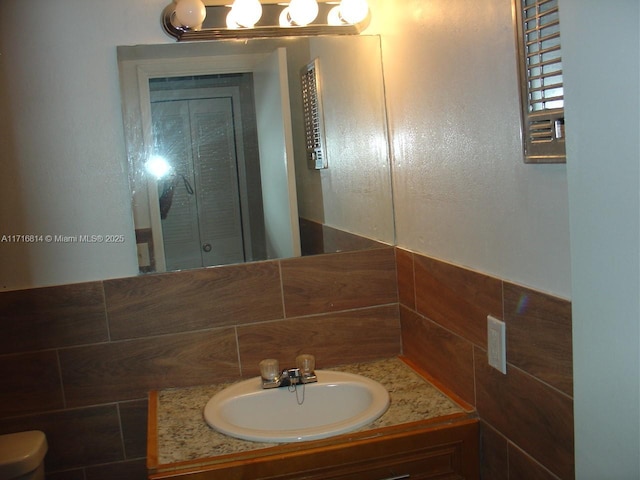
[149,416,479,480]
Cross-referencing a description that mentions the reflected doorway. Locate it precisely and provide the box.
[119,46,303,274]
[149,74,267,270]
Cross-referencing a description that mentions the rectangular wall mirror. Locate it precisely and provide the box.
[118,35,394,274]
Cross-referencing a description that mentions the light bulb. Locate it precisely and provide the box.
[327,6,344,26]
[226,10,240,28]
[339,0,369,24]
[279,7,293,27]
[174,0,206,28]
[229,0,263,28]
[288,0,319,26]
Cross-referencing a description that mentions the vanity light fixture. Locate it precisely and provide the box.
[162,0,371,41]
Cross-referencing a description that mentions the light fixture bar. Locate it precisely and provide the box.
[162,1,370,41]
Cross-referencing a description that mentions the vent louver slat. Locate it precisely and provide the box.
[301,59,328,170]
[529,118,554,142]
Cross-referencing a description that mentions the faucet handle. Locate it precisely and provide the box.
[259,358,280,381]
[296,354,315,376]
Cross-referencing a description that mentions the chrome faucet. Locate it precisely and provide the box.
[259,355,317,389]
[263,367,317,389]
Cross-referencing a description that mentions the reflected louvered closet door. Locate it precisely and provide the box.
[151,100,203,270]
[190,97,245,266]
[151,97,245,270]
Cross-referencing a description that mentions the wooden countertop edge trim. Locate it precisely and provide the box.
[147,390,160,471]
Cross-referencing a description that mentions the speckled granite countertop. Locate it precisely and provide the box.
[152,357,472,468]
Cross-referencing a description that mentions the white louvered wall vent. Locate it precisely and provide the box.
[514,0,566,163]
[301,58,328,170]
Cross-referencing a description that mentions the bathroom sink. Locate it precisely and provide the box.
[203,370,390,443]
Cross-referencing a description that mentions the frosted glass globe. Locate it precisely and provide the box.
[340,0,369,24]
[174,0,206,28]
[231,0,263,28]
[327,6,343,26]
[288,0,319,26]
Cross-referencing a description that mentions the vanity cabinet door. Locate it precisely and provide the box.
[270,430,475,480]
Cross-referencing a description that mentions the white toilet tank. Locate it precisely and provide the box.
[0,431,48,480]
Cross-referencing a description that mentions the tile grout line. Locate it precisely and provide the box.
[234,326,243,377]
[277,260,287,319]
[55,349,68,409]
[115,402,127,462]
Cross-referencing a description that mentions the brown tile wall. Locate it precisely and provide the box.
[0,246,573,479]
[396,248,574,480]
[0,248,400,479]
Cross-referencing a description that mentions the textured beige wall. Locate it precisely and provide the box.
[368,0,571,298]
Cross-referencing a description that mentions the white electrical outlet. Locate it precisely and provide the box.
[487,315,507,374]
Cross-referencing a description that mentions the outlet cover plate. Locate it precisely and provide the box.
[487,315,507,374]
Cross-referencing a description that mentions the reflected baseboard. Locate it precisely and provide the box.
[299,218,388,256]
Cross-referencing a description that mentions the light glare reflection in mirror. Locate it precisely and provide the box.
[145,156,172,180]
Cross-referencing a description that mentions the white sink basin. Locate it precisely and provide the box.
[204,370,389,443]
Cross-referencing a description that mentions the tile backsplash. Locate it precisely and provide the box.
[396,248,574,480]
[0,246,573,480]
[0,247,399,478]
